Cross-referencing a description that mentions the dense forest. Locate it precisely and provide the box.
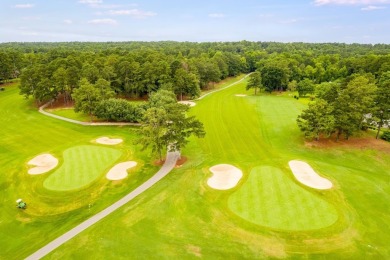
[0,41,389,140]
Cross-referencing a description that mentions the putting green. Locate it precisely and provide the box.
[43,145,122,191]
[228,166,338,231]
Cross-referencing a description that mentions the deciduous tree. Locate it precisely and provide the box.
[374,71,390,139]
[297,78,315,97]
[139,89,205,161]
[72,78,102,122]
[246,72,262,95]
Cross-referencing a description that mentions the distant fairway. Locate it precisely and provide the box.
[228,166,338,230]
[43,145,122,191]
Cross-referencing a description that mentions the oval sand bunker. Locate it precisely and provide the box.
[28,154,58,174]
[178,101,196,107]
[96,137,123,145]
[106,161,137,180]
[207,164,243,190]
[235,94,247,97]
[289,160,333,190]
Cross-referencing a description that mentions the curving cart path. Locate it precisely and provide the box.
[26,151,180,260]
[39,102,140,126]
[27,74,249,259]
[195,73,251,101]
[38,73,251,126]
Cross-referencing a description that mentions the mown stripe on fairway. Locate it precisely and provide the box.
[191,79,271,163]
[228,166,338,231]
[43,145,122,191]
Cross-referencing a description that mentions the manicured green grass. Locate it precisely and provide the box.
[199,74,246,96]
[43,145,122,191]
[0,83,156,259]
[229,166,338,230]
[1,77,390,259]
[46,76,389,259]
[46,108,92,122]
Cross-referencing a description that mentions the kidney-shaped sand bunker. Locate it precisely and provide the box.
[27,154,58,175]
[289,160,333,190]
[207,164,243,190]
[106,161,137,181]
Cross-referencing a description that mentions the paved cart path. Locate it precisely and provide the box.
[39,103,140,126]
[38,73,250,126]
[27,74,249,259]
[26,151,180,260]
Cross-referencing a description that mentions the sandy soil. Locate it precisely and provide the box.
[106,161,137,180]
[178,101,196,107]
[235,94,247,97]
[27,154,58,175]
[288,160,333,190]
[305,137,390,154]
[207,164,243,190]
[96,137,123,145]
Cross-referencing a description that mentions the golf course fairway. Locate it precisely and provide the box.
[1,76,390,259]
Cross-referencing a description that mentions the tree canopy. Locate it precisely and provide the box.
[139,89,205,160]
[246,72,262,95]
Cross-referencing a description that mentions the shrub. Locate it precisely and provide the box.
[381,130,390,142]
[95,98,146,122]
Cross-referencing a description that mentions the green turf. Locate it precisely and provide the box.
[0,83,157,259]
[43,145,122,191]
[228,166,338,230]
[1,77,390,259]
[46,108,92,122]
[44,76,390,259]
[199,74,246,96]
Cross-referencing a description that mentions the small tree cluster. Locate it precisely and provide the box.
[297,73,388,141]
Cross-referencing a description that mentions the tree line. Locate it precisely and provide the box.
[1,41,389,100]
[1,41,389,141]
[13,47,247,104]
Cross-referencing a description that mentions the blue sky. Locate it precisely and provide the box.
[0,0,389,43]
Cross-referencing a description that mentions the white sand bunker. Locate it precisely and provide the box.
[235,94,247,97]
[106,161,137,180]
[207,164,243,190]
[178,101,196,107]
[96,137,123,145]
[289,160,333,190]
[27,154,58,175]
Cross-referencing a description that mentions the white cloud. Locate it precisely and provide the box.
[107,9,156,18]
[88,18,117,25]
[361,5,387,9]
[79,0,135,9]
[314,0,390,5]
[79,0,102,4]
[209,13,226,18]
[64,19,73,24]
[14,4,34,8]
[94,4,122,9]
